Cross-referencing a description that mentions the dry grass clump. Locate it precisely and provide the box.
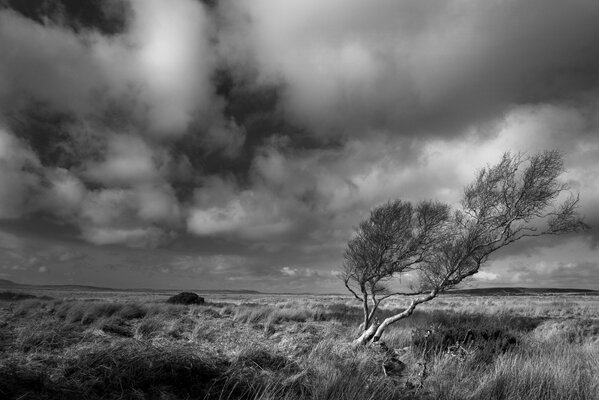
[53,301,148,324]
[116,303,147,319]
[469,343,599,400]
[145,303,185,318]
[165,314,196,339]
[134,317,165,339]
[211,340,417,400]
[233,304,331,326]
[234,305,273,324]
[95,316,132,337]
[529,319,599,344]
[230,339,418,400]
[80,302,123,324]
[12,299,56,317]
[14,322,84,353]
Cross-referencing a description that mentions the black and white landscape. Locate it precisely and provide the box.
[0,1,598,399]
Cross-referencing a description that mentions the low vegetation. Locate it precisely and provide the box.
[0,290,597,399]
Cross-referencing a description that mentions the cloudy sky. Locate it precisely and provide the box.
[0,0,598,293]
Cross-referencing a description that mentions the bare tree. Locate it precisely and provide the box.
[345,151,588,345]
[342,200,449,332]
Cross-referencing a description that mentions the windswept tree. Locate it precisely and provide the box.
[344,151,588,345]
[342,200,449,331]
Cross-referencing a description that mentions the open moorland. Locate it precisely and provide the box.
[1,288,598,400]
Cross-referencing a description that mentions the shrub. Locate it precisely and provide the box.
[167,292,205,305]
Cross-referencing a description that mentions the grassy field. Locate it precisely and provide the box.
[0,289,598,399]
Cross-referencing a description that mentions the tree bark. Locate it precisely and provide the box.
[370,300,417,343]
[357,289,439,344]
[361,287,370,330]
[354,320,380,345]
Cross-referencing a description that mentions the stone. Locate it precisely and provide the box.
[166,292,205,305]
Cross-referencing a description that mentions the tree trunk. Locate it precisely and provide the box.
[353,320,380,345]
[370,300,417,343]
[361,287,370,330]
[367,298,379,327]
[355,289,439,345]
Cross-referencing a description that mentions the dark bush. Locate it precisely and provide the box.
[167,292,205,305]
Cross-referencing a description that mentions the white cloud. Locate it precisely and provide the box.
[117,0,216,135]
[135,184,181,225]
[0,127,41,218]
[84,134,162,186]
[474,271,499,282]
[81,226,171,248]
[39,168,87,218]
[170,254,247,274]
[0,0,240,149]
[188,191,293,239]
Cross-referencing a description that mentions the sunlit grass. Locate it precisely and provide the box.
[0,290,597,399]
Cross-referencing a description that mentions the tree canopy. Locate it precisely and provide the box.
[343,151,588,345]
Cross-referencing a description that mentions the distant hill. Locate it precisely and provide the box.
[2,279,596,296]
[0,279,19,287]
[446,287,599,296]
[0,279,261,294]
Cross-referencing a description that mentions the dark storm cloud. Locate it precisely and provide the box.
[0,0,598,291]
[1,0,131,35]
[218,0,599,139]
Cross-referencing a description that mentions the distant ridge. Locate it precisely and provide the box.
[0,279,262,294]
[1,279,596,296]
[0,279,18,287]
[446,287,599,296]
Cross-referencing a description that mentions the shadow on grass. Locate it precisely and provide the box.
[0,341,246,400]
[0,291,52,301]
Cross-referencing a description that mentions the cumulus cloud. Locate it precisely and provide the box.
[123,0,216,134]
[0,127,41,218]
[0,0,242,146]
[187,177,295,239]
[0,10,105,115]
[476,238,599,290]
[81,226,172,248]
[219,0,599,137]
[83,134,163,186]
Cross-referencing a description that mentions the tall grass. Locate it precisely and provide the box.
[471,343,599,400]
[0,294,597,399]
